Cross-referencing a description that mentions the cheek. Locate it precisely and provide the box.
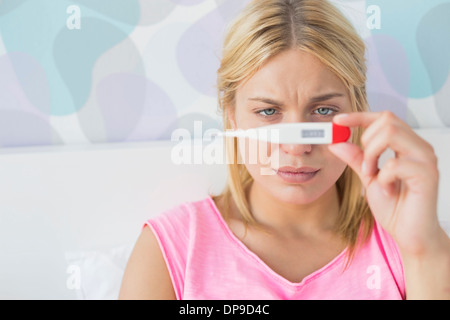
[320,146,348,180]
[237,138,276,175]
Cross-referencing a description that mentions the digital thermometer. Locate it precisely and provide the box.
[216,122,350,144]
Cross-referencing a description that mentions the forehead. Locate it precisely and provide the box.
[236,49,347,102]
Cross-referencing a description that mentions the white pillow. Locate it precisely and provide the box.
[65,244,133,300]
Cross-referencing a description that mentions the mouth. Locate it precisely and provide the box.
[273,166,320,184]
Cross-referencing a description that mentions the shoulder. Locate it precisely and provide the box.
[119,225,176,299]
[145,196,217,239]
[119,196,218,300]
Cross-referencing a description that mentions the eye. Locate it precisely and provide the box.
[257,108,277,117]
[314,107,337,116]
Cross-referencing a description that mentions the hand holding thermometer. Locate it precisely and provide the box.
[216,122,351,144]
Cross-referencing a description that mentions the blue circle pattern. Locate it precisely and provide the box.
[0,0,449,147]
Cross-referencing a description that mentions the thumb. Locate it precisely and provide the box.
[328,142,366,183]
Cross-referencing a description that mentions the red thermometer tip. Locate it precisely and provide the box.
[332,123,351,143]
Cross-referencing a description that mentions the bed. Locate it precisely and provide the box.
[0,129,449,299]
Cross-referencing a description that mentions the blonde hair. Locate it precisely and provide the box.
[214,0,373,261]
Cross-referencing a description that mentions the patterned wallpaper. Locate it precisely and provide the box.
[0,0,449,148]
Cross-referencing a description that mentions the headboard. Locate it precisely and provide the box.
[0,129,449,299]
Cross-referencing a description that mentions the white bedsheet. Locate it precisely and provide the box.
[0,129,449,299]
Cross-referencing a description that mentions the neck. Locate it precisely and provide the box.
[248,182,340,237]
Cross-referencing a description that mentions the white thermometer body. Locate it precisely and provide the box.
[218,122,350,144]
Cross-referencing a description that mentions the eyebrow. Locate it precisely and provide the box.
[309,92,345,104]
[248,92,345,106]
[248,97,284,106]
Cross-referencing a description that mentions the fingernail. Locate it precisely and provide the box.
[361,161,367,175]
[334,114,349,121]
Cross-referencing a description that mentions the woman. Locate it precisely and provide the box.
[120,0,450,299]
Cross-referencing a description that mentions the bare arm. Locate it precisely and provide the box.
[401,228,450,300]
[119,226,176,300]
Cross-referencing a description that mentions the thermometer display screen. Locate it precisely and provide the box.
[301,129,325,138]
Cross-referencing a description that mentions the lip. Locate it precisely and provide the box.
[276,166,319,173]
[274,166,320,183]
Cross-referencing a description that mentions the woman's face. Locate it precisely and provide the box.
[229,49,353,205]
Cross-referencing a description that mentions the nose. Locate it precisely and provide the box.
[279,114,312,155]
[280,142,312,156]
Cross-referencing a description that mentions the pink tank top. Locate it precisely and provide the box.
[145,196,405,300]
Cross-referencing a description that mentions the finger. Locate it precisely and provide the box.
[360,111,427,158]
[337,111,436,176]
[334,112,396,177]
[333,111,381,129]
[360,112,410,149]
[363,123,436,177]
[332,112,380,177]
[377,158,435,197]
[362,127,402,177]
[377,158,402,196]
[328,142,368,185]
[335,111,413,135]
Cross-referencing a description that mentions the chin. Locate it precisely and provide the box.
[263,181,329,205]
[283,189,325,205]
